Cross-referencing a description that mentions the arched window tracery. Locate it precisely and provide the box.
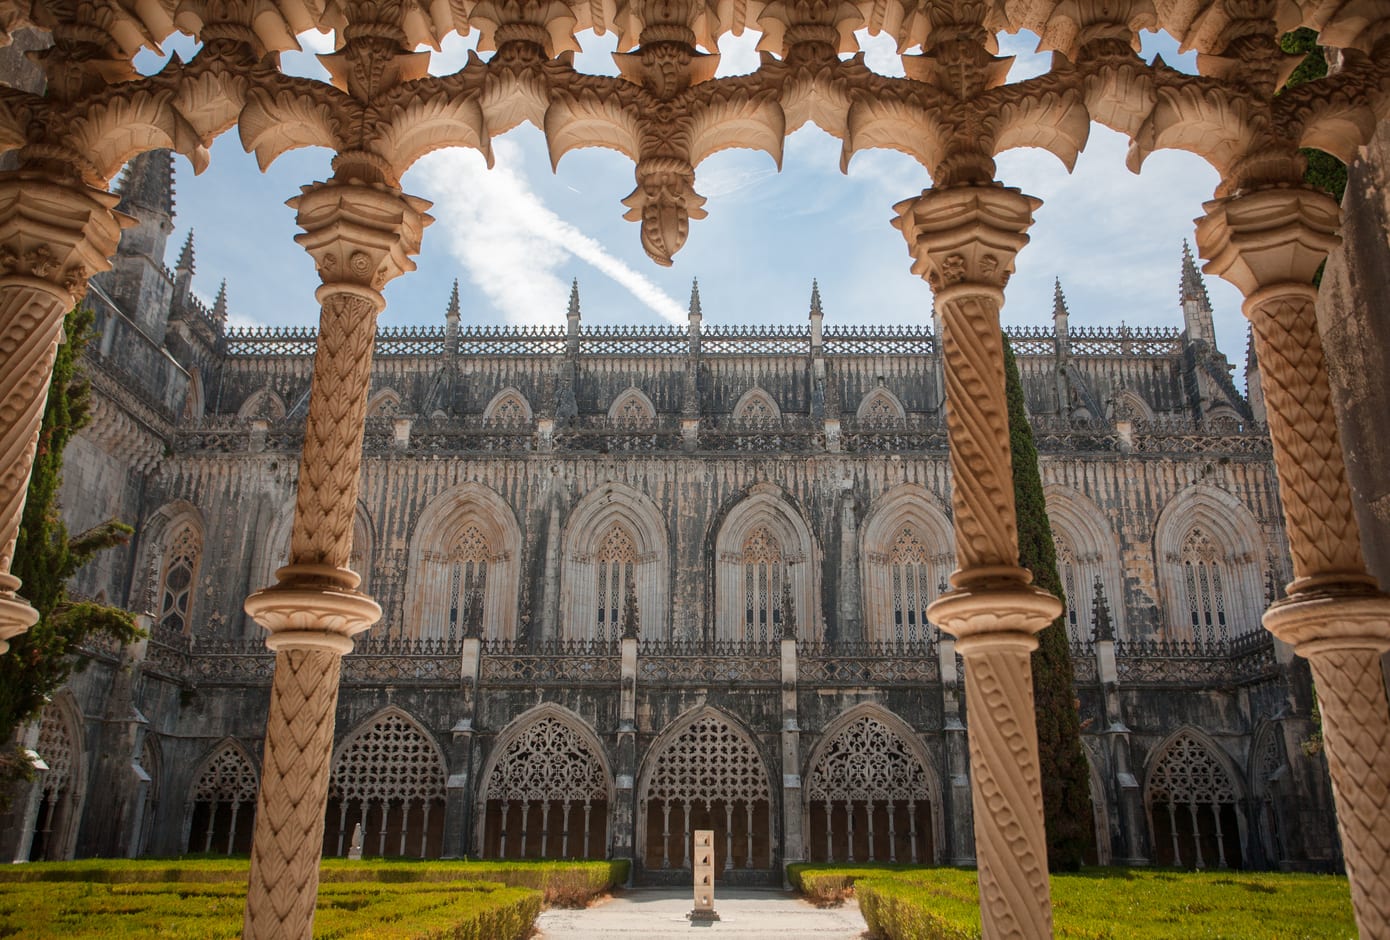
[806,714,936,865]
[481,714,610,859]
[444,523,491,642]
[610,389,656,427]
[485,390,530,426]
[1180,527,1228,644]
[734,389,779,424]
[30,704,81,861]
[642,713,773,873]
[594,524,637,642]
[887,528,932,645]
[158,522,201,636]
[327,711,447,859]
[857,389,905,427]
[1147,732,1244,870]
[1054,532,1089,644]
[188,742,258,855]
[741,526,784,643]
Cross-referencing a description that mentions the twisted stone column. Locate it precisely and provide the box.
[1199,188,1390,938]
[242,179,431,940]
[897,184,1060,940]
[0,173,125,653]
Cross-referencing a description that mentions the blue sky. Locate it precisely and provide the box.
[135,28,1252,372]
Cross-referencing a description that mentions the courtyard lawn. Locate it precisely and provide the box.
[0,858,626,938]
[789,864,1356,940]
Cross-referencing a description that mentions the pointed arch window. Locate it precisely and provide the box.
[1148,732,1243,869]
[30,706,78,860]
[595,524,637,641]
[446,524,490,642]
[888,528,932,645]
[328,712,447,859]
[1055,533,1087,643]
[159,523,201,636]
[736,392,776,423]
[742,526,783,642]
[189,744,258,855]
[611,391,655,427]
[486,392,529,426]
[1181,527,1228,644]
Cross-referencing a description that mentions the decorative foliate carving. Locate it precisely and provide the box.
[806,715,929,803]
[483,715,607,803]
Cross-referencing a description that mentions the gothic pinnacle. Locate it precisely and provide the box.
[1052,278,1069,320]
[809,279,823,319]
[1180,240,1211,308]
[688,277,702,319]
[177,229,195,274]
[446,279,460,321]
[567,278,581,321]
[212,279,228,325]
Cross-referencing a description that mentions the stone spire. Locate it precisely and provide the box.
[1180,240,1215,345]
[1245,323,1266,424]
[808,278,824,347]
[566,278,582,339]
[176,229,195,275]
[445,279,461,353]
[211,279,228,327]
[1052,277,1070,352]
[1091,576,1113,642]
[620,577,640,639]
[688,277,702,320]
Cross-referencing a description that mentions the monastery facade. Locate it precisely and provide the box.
[0,154,1339,882]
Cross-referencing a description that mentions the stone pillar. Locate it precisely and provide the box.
[1199,187,1390,937]
[898,184,1060,940]
[445,718,475,858]
[0,174,126,651]
[779,634,802,873]
[242,179,430,940]
[614,633,638,868]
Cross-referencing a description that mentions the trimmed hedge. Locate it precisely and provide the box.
[0,858,627,938]
[0,880,541,939]
[790,865,1357,940]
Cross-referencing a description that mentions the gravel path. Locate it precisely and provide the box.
[534,887,869,939]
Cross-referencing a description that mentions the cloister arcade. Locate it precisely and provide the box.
[0,0,1387,936]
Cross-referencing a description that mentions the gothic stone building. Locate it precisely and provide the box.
[2,153,1339,881]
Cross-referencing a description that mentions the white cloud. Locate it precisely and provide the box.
[415,140,685,324]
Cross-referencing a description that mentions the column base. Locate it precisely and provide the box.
[244,563,381,649]
[929,568,1062,646]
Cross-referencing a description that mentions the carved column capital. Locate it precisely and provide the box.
[0,173,128,303]
[1195,187,1341,297]
[893,184,1042,294]
[243,563,382,653]
[290,180,433,296]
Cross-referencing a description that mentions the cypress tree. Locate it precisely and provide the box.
[0,307,140,779]
[1002,336,1095,870]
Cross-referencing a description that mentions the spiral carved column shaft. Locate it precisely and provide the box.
[243,180,431,939]
[0,175,126,652]
[1200,188,1390,939]
[897,184,1060,940]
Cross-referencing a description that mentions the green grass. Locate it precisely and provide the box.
[0,858,627,939]
[788,864,1357,940]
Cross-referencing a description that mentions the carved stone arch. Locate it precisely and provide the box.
[475,703,613,859]
[560,481,670,641]
[366,387,402,418]
[185,737,259,855]
[859,484,953,645]
[637,705,777,875]
[405,482,521,641]
[1044,485,1126,643]
[1143,727,1247,870]
[1249,721,1292,867]
[1153,485,1266,643]
[712,484,819,642]
[1205,404,1244,432]
[855,386,906,424]
[181,367,205,425]
[131,501,206,637]
[328,707,448,859]
[608,386,657,425]
[237,387,286,422]
[28,691,86,861]
[259,497,375,597]
[483,386,533,425]
[732,386,781,422]
[1085,743,1113,866]
[801,703,942,865]
[1111,387,1155,422]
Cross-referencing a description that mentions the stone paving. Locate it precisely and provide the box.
[534,887,870,939]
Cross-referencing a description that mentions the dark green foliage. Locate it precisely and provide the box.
[1002,338,1094,871]
[0,307,139,765]
[1280,28,1348,205]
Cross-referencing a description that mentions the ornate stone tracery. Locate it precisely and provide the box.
[1146,730,1244,870]
[641,710,774,872]
[29,700,83,861]
[327,709,447,859]
[158,521,202,636]
[188,741,259,855]
[480,711,611,859]
[805,711,938,865]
